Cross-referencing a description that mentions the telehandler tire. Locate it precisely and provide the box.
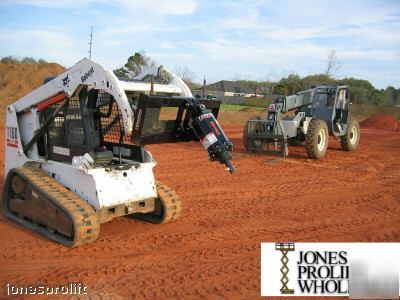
[305,119,329,159]
[340,119,360,151]
[243,116,264,152]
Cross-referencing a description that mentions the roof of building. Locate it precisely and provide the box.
[205,80,254,94]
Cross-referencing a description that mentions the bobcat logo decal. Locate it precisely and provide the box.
[62,74,70,87]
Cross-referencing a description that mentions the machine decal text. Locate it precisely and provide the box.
[6,126,18,148]
[81,67,94,83]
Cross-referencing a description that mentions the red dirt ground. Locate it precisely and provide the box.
[0,118,399,298]
[360,114,400,132]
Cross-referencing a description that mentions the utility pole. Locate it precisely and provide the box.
[202,76,206,99]
[88,25,93,59]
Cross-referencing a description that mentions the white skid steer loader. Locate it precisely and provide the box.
[3,58,235,247]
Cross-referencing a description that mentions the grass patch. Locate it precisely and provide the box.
[220,103,264,111]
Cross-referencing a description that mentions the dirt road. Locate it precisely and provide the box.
[0,124,399,298]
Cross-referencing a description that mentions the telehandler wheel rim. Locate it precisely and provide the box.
[349,125,358,145]
[317,128,327,151]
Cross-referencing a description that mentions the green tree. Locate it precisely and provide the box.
[21,57,37,64]
[395,88,400,106]
[0,56,20,64]
[302,74,335,89]
[384,86,397,106]
[338,78,375,104]
[113,67,130,80]
[114,51,156,79]
[273,74,304,95]
[371,89,385,105]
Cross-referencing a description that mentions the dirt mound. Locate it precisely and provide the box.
[0,63,65,125]
[360,114,399,132]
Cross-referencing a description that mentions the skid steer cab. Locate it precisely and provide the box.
[243,85,360,159]
[3,58,234,247]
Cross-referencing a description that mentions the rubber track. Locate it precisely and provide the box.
[133,181,181,224]
[3,167,100,247]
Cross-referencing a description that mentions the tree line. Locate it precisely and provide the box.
[234,51,399,106]
[236,74,400,106]
[1,56,48,64]
[2,52,398,106]
[114,51,399,107]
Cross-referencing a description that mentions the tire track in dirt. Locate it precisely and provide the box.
[1,126,399,298]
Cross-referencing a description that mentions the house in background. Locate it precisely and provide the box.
[193,80,257,98]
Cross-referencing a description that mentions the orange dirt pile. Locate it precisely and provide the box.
[360,114,400,132]
[0,63,65,126]
[1,123,399,298]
